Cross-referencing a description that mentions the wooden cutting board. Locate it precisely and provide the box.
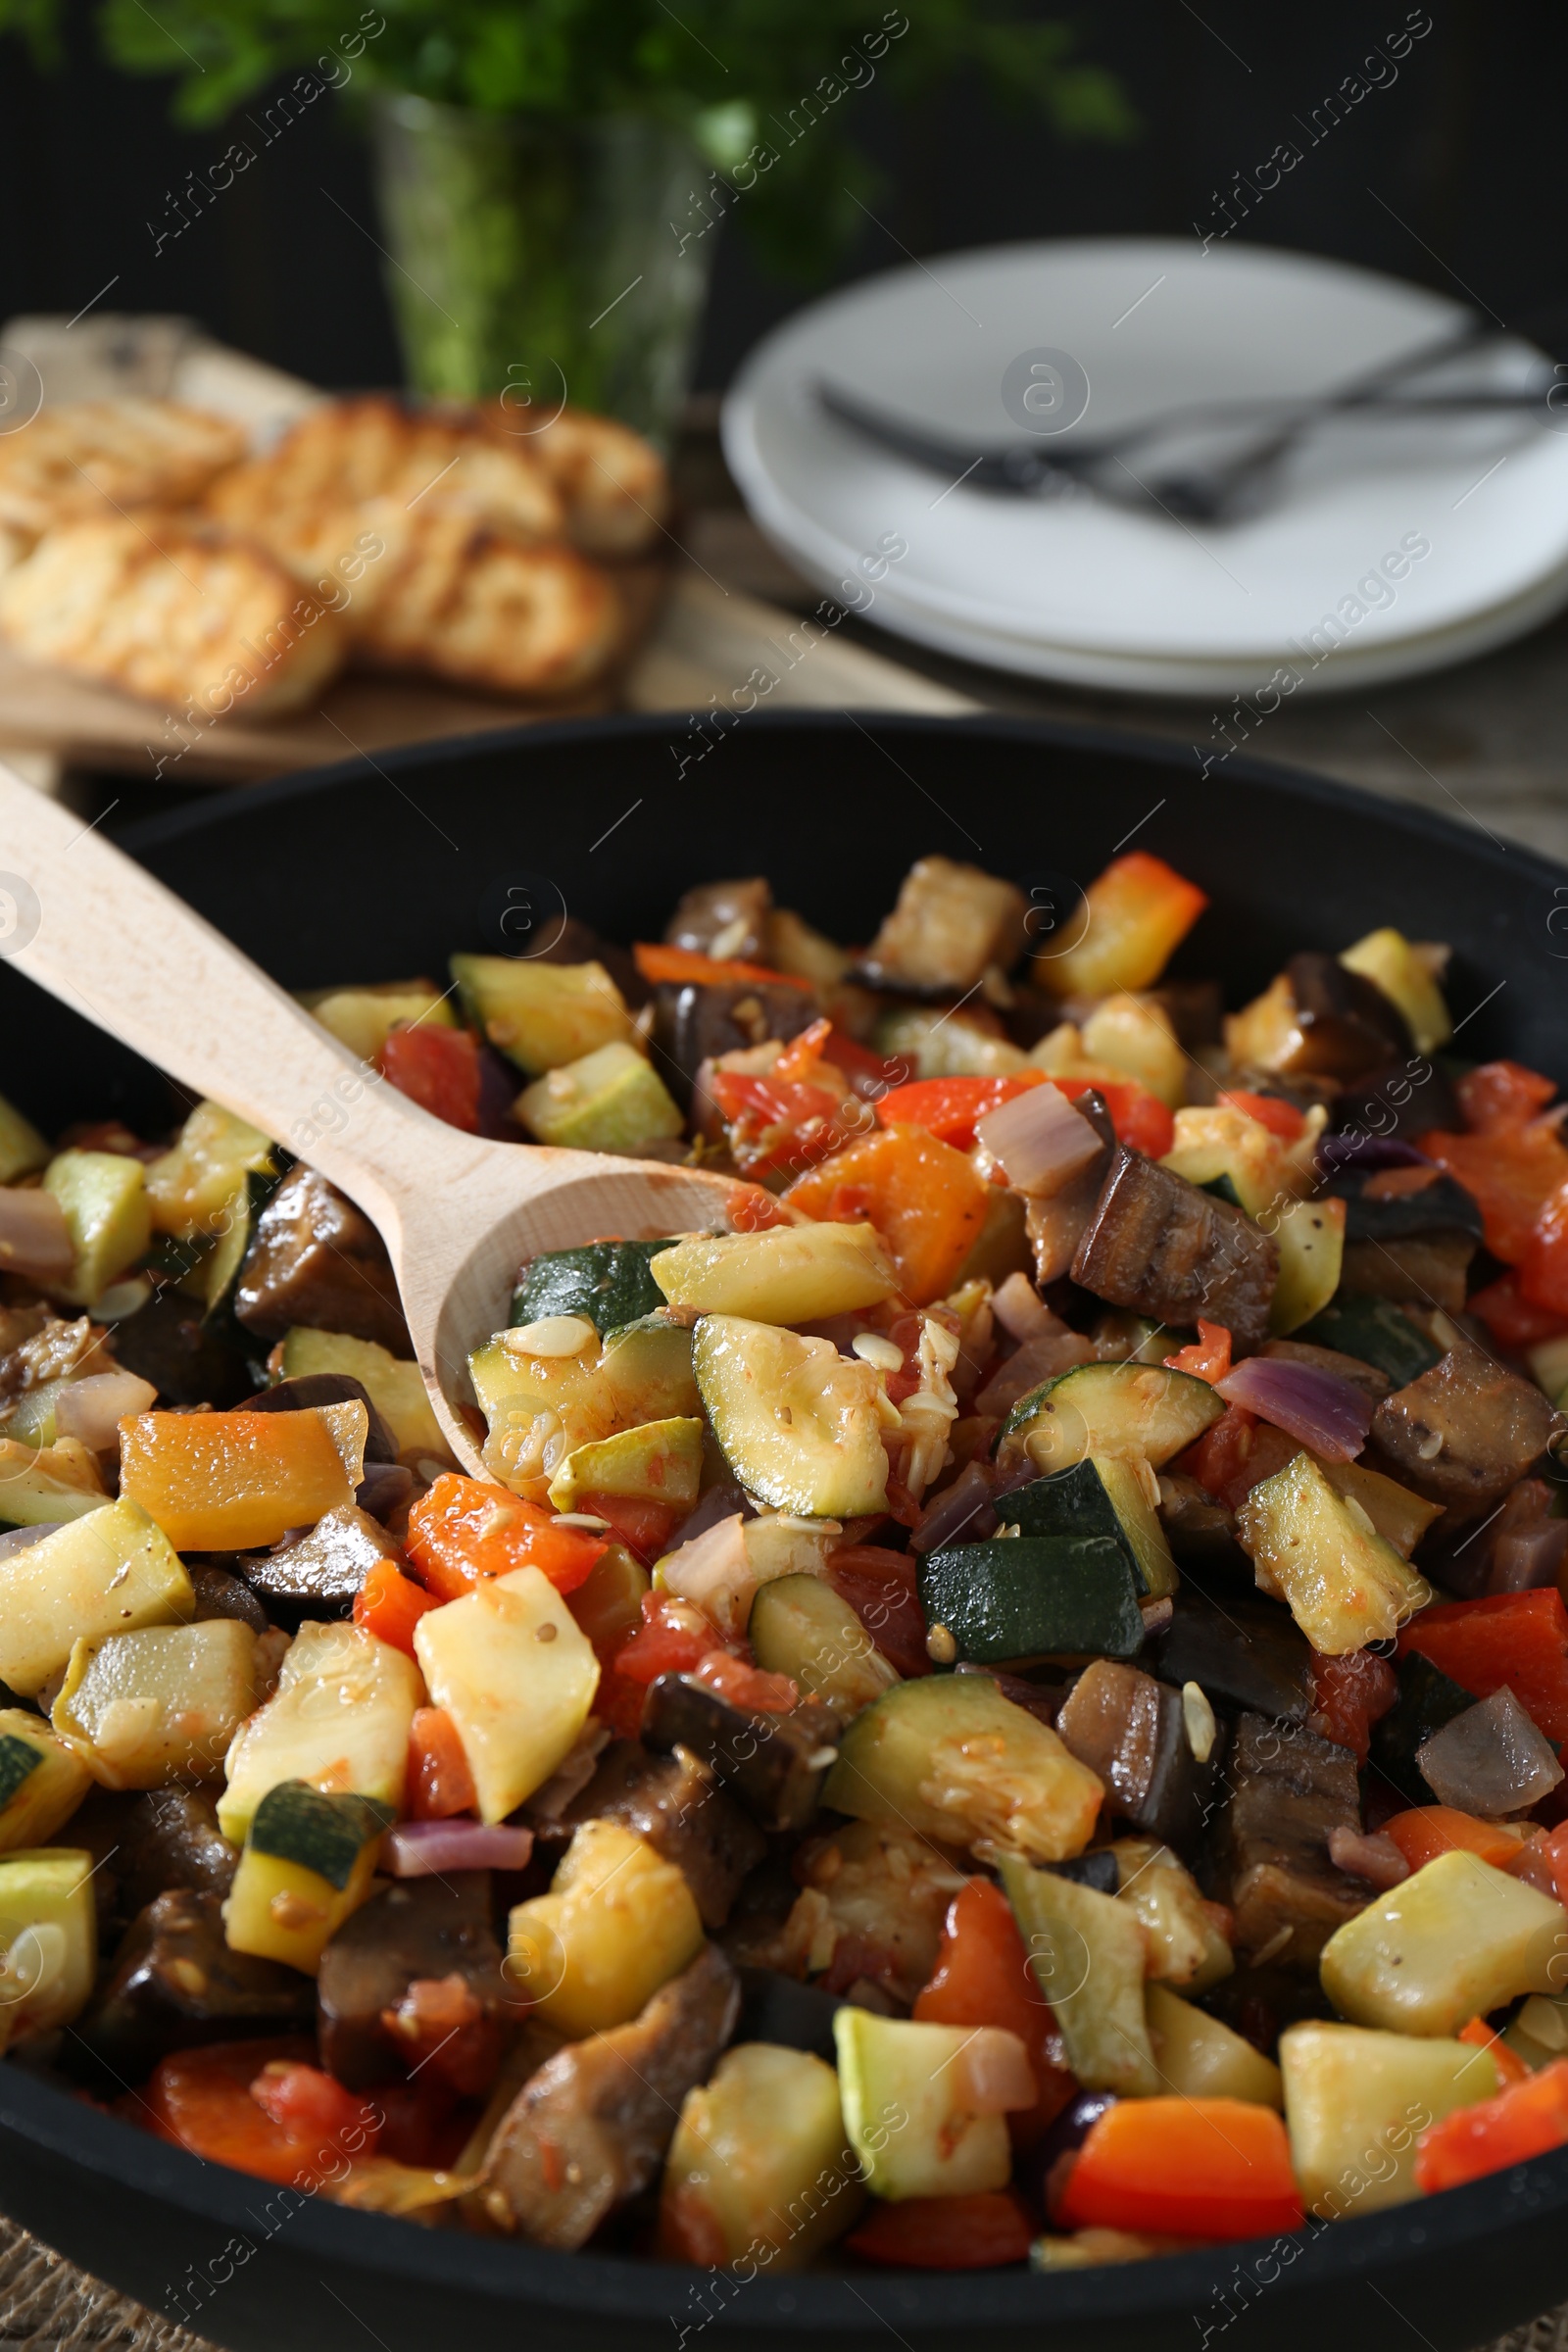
[0,318,973,787]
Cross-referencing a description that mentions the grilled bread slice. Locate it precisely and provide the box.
[352,508,623,697]
[0,516,347,719]
[507,406,671,557]
[206,395,564,567]
[0,401,248,537]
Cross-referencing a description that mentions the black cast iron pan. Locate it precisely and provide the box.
[0,710,1560,2352]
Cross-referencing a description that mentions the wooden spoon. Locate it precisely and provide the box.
[0,765,753,1471]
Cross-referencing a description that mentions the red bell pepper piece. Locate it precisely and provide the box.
[405,1473,607,1600]
[1216,1090,1307,1143]
[1458,1061,1558,1135]
[1089,1079,1176,1160]
[632,942,808,991]
[353,1559,438,1658]
[377,1023,482,1133]
[1059,2097,1303,2239]
[1467,1270,1568,1351]
[875,1073,1049,1152]
[913,1879,1075,2145]
[1309,1649,1397,1765]
[1398,1588,1568,1743]
[1414,2058,1568,2193]
[847,2189,1033,2270]
[407,1705,478,1820]
[1383,1805,1525,1875]
[824,1545,933,1679]
[784,1124,990,1306]
[1164,1320,1232,1385]
[1520,1179,1568,1316]
[1416,1119,1568,1265]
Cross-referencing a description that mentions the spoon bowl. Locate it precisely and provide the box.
[0,762,751,1470]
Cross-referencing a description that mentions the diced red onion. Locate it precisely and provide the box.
[385,1820,534,1878]
[0,1189,73,1281]
[975,1084,1103,1199]
[1328,1827,1409,1889]
[911,1461,998,1554]
[56,1371,158,1452]
[1216,1354,1372,1461]
[992,1271,1056,1346]
[953,2025,1038,2113]
[1317,1135,1433,1175]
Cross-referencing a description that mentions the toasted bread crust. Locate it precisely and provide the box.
[0,400,248,536]
[0,516,346,719]
[502,405,671,557]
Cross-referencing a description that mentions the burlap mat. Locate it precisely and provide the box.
[0,2212,1563,2352]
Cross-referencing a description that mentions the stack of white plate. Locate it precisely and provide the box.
[721,237,1568,700]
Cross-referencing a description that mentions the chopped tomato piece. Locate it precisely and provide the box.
[913,1879,1074,2146]
[1399,1588,1568,1743]
[708,1064,860,1179]
[727,1182,789,1232]
[692,1650,799,1712]
[1416,1120,1568,1265]
[784,1124,989,1305]
[1085,1079,1175,1159]
[594,1669,651,1741]
[848,2189,1033,2270]
[143,2038,333,2185]
[1457,1061,1558,1135]
[1309,1649,1397,1765]
[875,1073,1048,1152]
[612,1592,726,1686]
[826,1027,906,1100]
[1467,1270,1568,1351]
[1164,1320,1232,1385]
[1383,1806,1524,1875]
[1217,1089,1307,1143]
[353,1558,438,1657]
[373,2075,471,2170]
[1520,1178,1568,1316]
[380,1973,500,2097]
[1059,2097,1302,2239]
[405,1472,607,1599]
[377,1022,481,1133]
[251,2059,383,2154]
[1414,2058,1568,2193]
[1457,2018,1532,2088]
[408,1705,478,1820]
[577,1492,678,1564]
[1172,1403,1296,1511]
[632,942,808,991]
[824,1545,932,1679]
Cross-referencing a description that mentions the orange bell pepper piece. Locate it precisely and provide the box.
[408,1705,478,1819]
[404,1472,607,1599]
[1414,2058,1568,2193]
[1382,1806,1525,1875]
[1059,2097,1302,2239]
[913,1878,1075,2145]
[783,1123,989,1305]
[119,1408,352,1551]
[353,1559,438,1658]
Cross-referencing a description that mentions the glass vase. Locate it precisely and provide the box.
[367,94,716,449]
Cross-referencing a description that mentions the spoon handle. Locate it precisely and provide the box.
[0,763,499,1227]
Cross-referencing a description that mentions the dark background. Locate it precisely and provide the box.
[1,0,1555,395]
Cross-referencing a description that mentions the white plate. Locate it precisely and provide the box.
[722,237,1568,685]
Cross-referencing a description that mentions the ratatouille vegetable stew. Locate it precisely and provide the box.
[1,848,1568,2275]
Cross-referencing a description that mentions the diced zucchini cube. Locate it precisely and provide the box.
[1237,1451,1430,1655]
[1280,2020,1493,2217]
[694,1315,889,1518]
[0,1438,111,1529]
[451,953,635,1077]
[0,1846,95,2039]
[1146,1984,1281,2106]
[0,1497,192,1697]
[0,1712,91,1852]
[54,1619,259,1789]
[1001,1855,1158,2094]
[1270,1197,1347,1335]
[1319,1848,1568,2036]
[43,1151,150,1306]
[662,2043,863,2265]
[834,2010,1011,2199]
[218,1620,420,1844]
[515,1041,682,1153]
[508,1819,703,2037]
[302,982,454,1064]
[223,1781,388,1974]
[1339,929,1451,1055]
[415,1565,600,1823]
[547,1415,704,1513]
[0,1094,49,1184]
[144,1101,276,1240]
[651,1222,897,1324]
[278,1327,448,1463]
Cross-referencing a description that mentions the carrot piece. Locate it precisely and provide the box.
[408,1705,478,1820]
[120,1408,352,1551]
[142,2038,368,2186]
[1059,2097,1302,2239]
[404,1472,607,1599]
[632,943,808,991]
[783,1123,989,1305]
[1383,1806,1525,1875]
[1414,2058,1568,2193]
[353,1559,438,1657]
[913,1879,1075,2145]
[848,2189,1032,2270]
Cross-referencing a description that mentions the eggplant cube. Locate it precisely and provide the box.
[641,1672,839,1837]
